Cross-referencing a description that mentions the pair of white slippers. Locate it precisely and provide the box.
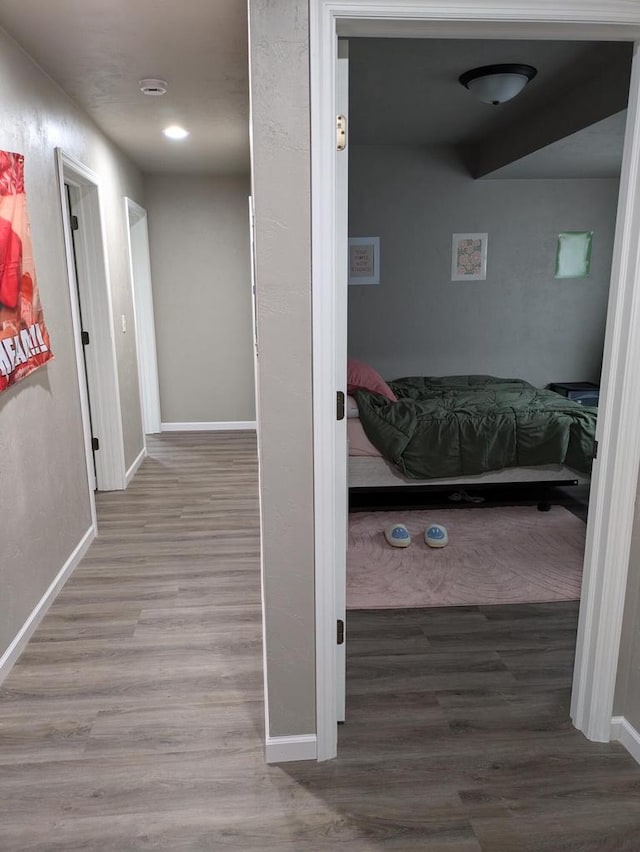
[384,523,448,549]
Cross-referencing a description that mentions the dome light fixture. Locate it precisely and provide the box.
[458,63,537,105]
[163,125,190,140]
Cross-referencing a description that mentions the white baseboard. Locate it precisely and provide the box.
[161,421,257,432]
[611,716,640,765]
[125,445,147,485]
[265,734,317,764]
[0,525,95,684]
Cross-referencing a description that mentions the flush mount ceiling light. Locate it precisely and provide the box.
[163,125,190,140]
[139,78,168,96]
[458,63,537,105]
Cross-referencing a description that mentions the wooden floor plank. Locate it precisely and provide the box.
[1,431,640,850]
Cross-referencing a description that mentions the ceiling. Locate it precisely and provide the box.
[0,8,630,180]
[487,110,627,180]
[349,38,632,179]
[0,0,250,175]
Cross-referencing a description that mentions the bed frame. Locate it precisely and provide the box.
[349,456,588,489]
[349,456,588,511]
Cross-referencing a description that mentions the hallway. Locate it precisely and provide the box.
[1,433,640,850]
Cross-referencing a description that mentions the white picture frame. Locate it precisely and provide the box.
[451,232,488,281]
[348,236,380,285]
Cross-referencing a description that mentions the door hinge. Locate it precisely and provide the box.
[337,390,345,421]
[336,114,347,151]
[337,619,344,645]
[92,436,100,452]
[81,330,90,346]
[71,215,79,231]
[593,439,598,459]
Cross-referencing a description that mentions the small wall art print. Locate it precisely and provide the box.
[451,233,488,281]
[555,231,593,279]
[0,150,53,392]
[349,236,380,285]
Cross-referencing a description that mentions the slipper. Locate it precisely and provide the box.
[425,524,448,548]
[384,524,412,548]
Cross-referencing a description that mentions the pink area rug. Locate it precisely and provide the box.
[347,506,585,609]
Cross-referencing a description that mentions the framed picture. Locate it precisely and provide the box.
[555,231,593,278]
[451,233,488,281]
[349,236,380,285]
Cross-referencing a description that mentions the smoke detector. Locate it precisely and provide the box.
[139,79,168,96]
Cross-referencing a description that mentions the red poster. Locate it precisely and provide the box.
[0,151,53,392]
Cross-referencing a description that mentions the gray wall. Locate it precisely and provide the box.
[248,0,316,737]
[246,3,633,747]
[145,174,255,424]
[348,145,619,387]
[0,26,144,659]
[614,484,640,725]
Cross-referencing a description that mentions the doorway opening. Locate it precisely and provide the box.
[311,2,640,763]
[342,31,625,752]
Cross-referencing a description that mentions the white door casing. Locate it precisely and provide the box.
[56,149,126,498]
[125,198,161,435]
[311,0,640,762]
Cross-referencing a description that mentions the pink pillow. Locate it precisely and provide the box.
[347,358,397,402]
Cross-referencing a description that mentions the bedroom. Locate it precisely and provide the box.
[343,38,629,648]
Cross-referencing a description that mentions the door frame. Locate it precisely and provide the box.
[310,0,640,761]
[124,198,162,436]
[56,149,126,496]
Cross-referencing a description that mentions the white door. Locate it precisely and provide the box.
[335,40,349,723]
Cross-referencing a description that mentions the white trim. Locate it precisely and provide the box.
[124,198,162,436]
[311,0,341,762]
[611,716,640,766]
[571,42,640,741]
[0,526,95,684]
[125,446,147,485]
[310,0,640,763]
[161,421,257,432]
[55,149,127,493]
[265,734,317,764]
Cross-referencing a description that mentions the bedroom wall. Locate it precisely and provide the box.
[348,144,619,388]
[144,174,255,425]
[0,26,144,662]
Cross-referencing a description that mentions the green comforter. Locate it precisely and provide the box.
[354,375,597,479]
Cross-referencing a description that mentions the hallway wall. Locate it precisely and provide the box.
[0,25,144,664]
[144,173,255,425]
[248,0,316,738]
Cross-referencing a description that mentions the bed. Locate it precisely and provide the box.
[346,367,595,492]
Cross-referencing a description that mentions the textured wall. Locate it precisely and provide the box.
[614,486,640,724]
[348,145,619,387]
[248,0,316,737]
[144,174,255,424]
[0,25,144,658]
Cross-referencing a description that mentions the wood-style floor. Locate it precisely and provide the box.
[1,432,640,851]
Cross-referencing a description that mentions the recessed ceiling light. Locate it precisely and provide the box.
[163,125,190,140]
[139,78,168,96]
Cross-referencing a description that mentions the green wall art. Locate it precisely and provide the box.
[555,231,593,279]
